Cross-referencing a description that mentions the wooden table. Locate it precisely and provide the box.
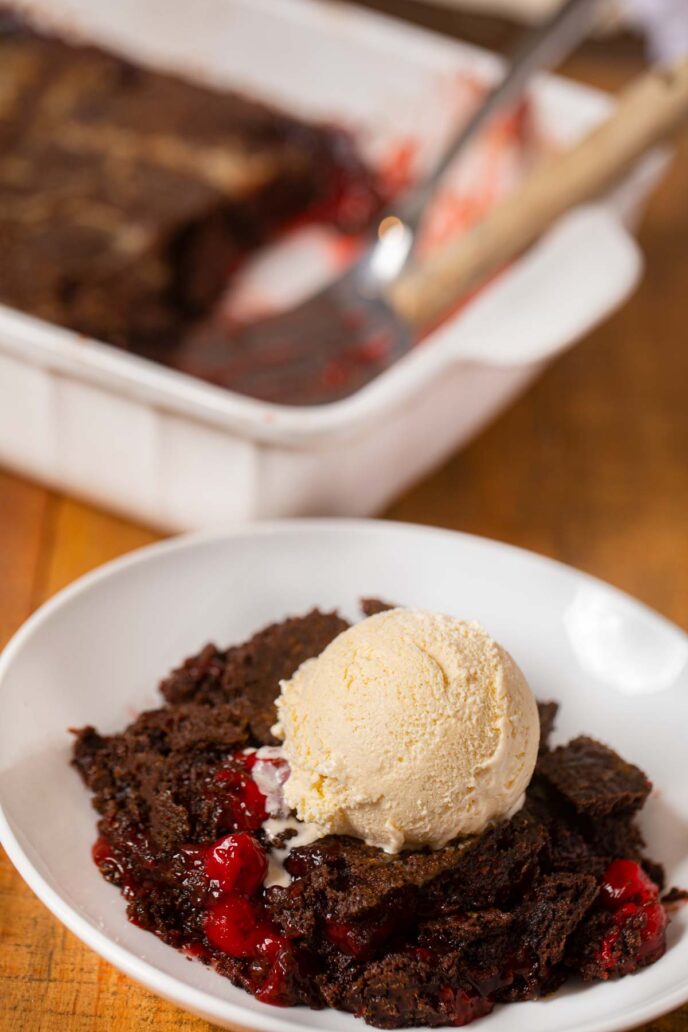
[1,6,687,1030]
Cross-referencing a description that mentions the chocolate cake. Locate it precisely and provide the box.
[0,19,382,359]
[71,603,675,1028]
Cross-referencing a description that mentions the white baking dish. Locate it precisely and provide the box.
[411,0,637,32]
[413,0,566,22]
[0,0,668,530]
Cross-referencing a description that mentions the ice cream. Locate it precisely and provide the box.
[273,608,539,853]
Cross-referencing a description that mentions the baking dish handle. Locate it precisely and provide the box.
[444,204,643,367]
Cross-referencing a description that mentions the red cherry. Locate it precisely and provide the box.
[216,767,267,830]
[594,860,667,974]
[204,896,263,956]
[204,895,288,962]
[599,860,659,910]
[614,901,640,924]
[256,929,289,963]
[215,751,287,831]
[595,898,668,974]
[636,900,668,962]
[204,833,267,895]
[255,947,296,1006]
[241,751,259,771]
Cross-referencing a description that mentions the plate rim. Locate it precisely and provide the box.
[1,517,687,1032]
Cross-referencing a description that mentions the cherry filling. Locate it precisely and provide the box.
[93,749,299,1006]
[92,835,141,898]
[204,895,281,956]
[595,860,668,975]
[215,753,269,831]
[204,832,268,895]
[198,756,300,1006]
[215,749,288,831]
[599,859,658,909]
[92,835,117,869]
[197,829,296,1004]
[90,737,672,1023]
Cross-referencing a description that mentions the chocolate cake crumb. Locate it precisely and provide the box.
[662,886,688,905]
[360,598,397,617]
[268,827,299,850]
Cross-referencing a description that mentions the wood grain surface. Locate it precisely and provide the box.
[1,5,687,1030]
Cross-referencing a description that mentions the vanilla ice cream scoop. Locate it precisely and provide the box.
[274,608,539,853]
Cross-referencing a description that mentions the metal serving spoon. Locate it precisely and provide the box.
[177,1,688,406]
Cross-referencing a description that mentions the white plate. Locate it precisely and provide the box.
[1,519,687,1032]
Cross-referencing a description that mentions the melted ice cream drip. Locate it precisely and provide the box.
[263,816,325,888]
[252,746,290,817]
[244,745,325,887]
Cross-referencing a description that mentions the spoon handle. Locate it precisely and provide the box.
[398,0,599,234]
[391,59,688,330]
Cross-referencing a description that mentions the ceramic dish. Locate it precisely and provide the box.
[417,0,630,27]
[0,0,667,530]
[1,519,687,1031]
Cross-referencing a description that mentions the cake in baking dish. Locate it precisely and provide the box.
[0,17,382,361]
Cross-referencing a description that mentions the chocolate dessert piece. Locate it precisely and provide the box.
[538,736,652,817]
[72,606,674,1028]
[269,812,545,939]
[73,703,251,853]
[0,21,381,358]
[158,608,348,742]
